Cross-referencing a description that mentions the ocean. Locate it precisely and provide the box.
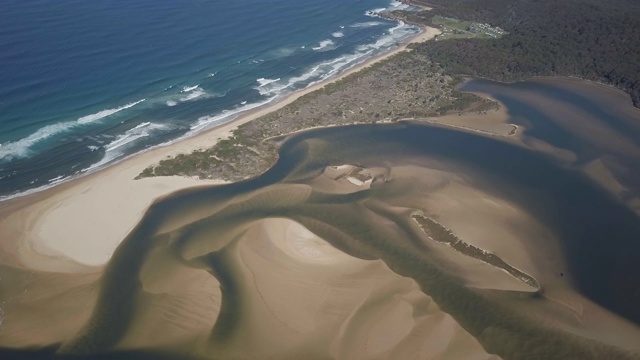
[0,0,418,199]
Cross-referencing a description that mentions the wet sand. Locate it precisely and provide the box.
[418,102,518,137]
[1,74,640,359]
[205,218,497,359]
[0,25,441,271]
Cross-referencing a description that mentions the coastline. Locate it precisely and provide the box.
[2,2,639,357]
[0,25,442,271]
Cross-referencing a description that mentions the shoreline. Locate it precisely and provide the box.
[454,75,640,109]
[0,24,442,270]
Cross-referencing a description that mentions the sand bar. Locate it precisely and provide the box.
[0,25,441,271]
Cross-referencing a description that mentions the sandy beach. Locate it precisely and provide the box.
[0,25,442,271]
[3,1,640,358]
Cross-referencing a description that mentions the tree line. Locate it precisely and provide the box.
[409,0,640,107]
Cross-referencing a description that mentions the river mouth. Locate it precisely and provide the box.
[2,78,640,359]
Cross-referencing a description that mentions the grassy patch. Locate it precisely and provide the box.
[432,15,506,41]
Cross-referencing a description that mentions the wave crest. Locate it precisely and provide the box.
[312,39,335,51]
[350,21,383,28]
[86,122,168,171]
[0,99,146,161]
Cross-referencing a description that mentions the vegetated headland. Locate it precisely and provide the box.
[139,0,639,182]
[137,49,498,182]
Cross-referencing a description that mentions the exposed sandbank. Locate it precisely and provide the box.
[0,25,441,270]
[1,15,639,359]
[202,217,498,359]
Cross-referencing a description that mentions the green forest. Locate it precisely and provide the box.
[408,0,640,107]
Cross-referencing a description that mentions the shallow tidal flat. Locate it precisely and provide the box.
[2,78,640,359]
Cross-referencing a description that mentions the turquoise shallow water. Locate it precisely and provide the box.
[0,0,418,199]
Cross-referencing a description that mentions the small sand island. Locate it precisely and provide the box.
[1,0,640,359]
[324,165,377,188]
[411,213,540,290]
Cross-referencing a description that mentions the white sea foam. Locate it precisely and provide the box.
[254,67,320,97]
[254,21,417,100]
[350,21,384,28]
[286,65,324,86]
[189,96,277,133]
[388,21,405,34]
[77,99,146,125]
[44,173,72,188]
[0,120,167,202]
[255,78,283,96]
[256,55,357,98]
[1,99,146,161]
[132,121,152,131]
[332,31,344,38]
[250,12,417,107]
[180,87,206,101]
[182,85,200,93]
[86,122,167,171]
[105,122,156,152]
[357,22,416,53]
[1,122,73,160]
[1,7,420,202]
[1,180,53,201]
[19,96,280,198]
[49,174,66,183]
[365,0,410,19]
[164,85,223,106]
[390,0,410,10]
[312,39,335,51]
[257,78,281,87]
[365,8,386,18]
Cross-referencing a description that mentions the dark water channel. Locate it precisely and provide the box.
[5,78,640,359]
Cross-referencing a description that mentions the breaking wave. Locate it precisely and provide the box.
[365,8,386,18]
[350,21,384,28]
[312,39,335,51]
[86,122,168,171]
[165,85,225,107]
[254,22,418,98]
[189,96,277,133]
[0,99,146,161]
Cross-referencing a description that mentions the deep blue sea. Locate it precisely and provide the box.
[0,0,417,199]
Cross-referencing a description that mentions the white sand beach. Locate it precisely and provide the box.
[0,26,442,271]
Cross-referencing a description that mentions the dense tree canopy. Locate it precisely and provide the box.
[410,0,640,107]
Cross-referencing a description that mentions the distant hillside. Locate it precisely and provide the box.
[409,0,640,107]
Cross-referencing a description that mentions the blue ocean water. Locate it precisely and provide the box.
[0,0,418,199]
